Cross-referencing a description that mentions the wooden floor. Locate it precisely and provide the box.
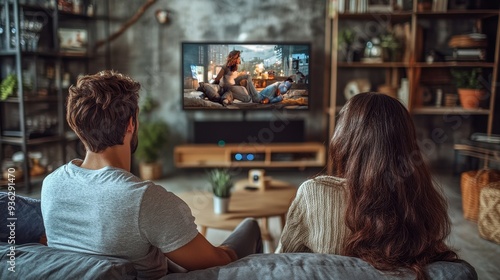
[20,167,500,280]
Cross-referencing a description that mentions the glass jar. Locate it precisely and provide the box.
[2,160,23,181]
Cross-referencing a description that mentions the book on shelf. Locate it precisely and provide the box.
[449,48,486,61]
[337,0,369,14]
[432,0,448,12]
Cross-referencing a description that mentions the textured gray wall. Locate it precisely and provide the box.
[102,0,328,174]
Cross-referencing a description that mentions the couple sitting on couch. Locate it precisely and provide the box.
[36,71,463,279]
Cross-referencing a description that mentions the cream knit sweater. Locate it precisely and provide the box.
[276,175,349,254]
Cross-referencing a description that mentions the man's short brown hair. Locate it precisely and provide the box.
[66,70,140,152]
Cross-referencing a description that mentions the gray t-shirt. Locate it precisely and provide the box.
[41,159,199,279]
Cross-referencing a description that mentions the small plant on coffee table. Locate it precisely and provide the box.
[208,169,233,198]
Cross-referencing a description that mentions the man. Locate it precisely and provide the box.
[256,77,294,104]
[41,70,262,279]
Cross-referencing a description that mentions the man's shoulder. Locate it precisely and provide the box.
[42,161,158,194]
[43,162,70,182]
[141,183,183,206]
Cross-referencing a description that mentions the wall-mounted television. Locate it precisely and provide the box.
[182,42,310,110]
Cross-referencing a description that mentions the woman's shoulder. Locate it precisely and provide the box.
[298,175,346,193]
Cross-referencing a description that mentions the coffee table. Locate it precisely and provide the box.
[177,178,297,252]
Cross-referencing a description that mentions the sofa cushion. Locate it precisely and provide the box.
[197,82,222,101]
[163,253,477,280]
[0,243,137,280]
[0,192,45,244]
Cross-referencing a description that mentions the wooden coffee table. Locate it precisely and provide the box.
[178,178,297,251]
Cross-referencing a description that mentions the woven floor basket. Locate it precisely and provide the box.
[461,169,500,222]
[478,183,500,244]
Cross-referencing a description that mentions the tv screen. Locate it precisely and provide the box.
[182,42,310,110]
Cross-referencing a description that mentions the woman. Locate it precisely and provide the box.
[276,92,457,280]
[213,50,258,105]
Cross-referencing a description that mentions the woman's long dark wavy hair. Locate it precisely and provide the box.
[329,93,457,280]
[225,50,240,72]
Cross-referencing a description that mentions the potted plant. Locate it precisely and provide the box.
[207,168,233,214]
[451,68,486,109]
[380,33,402,62]
[134,95,169,180]
[338,29,356,63]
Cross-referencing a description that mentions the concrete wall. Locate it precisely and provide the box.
[97,0,495,175]
[100,0,328,174]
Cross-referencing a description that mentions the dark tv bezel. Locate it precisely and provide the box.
[181,41,312,111]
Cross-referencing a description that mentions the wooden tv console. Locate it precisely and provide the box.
[174,142,325,169]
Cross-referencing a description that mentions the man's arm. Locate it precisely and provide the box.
[164,233,237,271]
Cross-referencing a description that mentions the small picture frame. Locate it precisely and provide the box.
[58,28,88,54]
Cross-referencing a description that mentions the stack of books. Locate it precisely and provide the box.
[447,33,487,61]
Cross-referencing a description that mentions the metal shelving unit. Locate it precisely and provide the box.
[0,0,109,193]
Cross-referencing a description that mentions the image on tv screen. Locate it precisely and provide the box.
[182,42,310,110]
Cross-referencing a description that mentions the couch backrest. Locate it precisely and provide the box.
[0,244,477,280]
[0,193,478,280]
[163,253,477,280]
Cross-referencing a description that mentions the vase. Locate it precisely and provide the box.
[345,46,354,63]
[213,196,230,214]
[458,89,485,109]
[139,162,162,180]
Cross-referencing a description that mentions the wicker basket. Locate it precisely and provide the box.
[478,183,500,244]
[460,169,500,222]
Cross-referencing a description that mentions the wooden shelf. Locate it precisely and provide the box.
[338,12,412,21]
[415,10,499,19]
[411,107,490,115]
[415,62,496,68]
[337,62,409,68]
[174,143,326,169]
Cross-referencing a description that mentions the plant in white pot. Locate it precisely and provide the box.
[451,68,486,109]
[134,95,169,180]
[208,169,233,214]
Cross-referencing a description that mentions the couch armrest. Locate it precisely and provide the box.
[0,192,45,244]
[0,243,136,280]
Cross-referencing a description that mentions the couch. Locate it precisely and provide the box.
[0,193,477,280]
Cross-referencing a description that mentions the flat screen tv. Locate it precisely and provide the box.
[182,42,310,110]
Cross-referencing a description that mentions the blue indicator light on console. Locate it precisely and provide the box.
[218,140,225,147]
[246,154,255,161]
[235,153,243,161]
